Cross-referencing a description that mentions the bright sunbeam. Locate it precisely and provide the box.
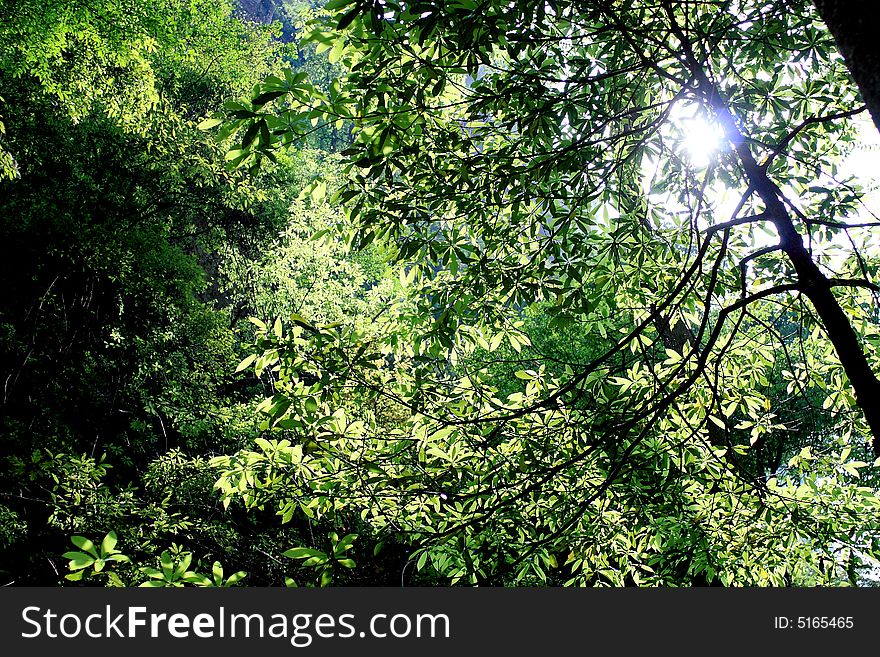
[681,115,724,167]
[668,101,725,168]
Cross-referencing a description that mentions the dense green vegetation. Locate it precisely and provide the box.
[3,0,880,587]
[0,0,399,585]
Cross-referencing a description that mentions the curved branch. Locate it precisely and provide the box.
[827,278,880,293]
[760,105,867,172]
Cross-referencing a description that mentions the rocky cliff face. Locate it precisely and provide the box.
[236,0,284,24]
[235,0,300,41]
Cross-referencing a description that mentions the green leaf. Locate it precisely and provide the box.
[283,547,327,560]
[336,6,361,31]
[289,313,314,329]
[197,117,223,131]
[182,572,211,585]
[225,571,247,586]
[235,354,257,373]
[252,90,288,107]
[160,551,174,573]
[326,0,357,9]
[302,556,329,567]
[100,531,118,555]
[334,533,357,552]
[63,551,95,570]
[241,121,261,148]
[71,536,98,558]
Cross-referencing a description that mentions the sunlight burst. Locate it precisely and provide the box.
[681,114,724,167]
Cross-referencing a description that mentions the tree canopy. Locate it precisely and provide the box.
[3,0,880,587]
[209,0,880,585]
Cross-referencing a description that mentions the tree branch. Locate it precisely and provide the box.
[827,278,880,293]
[760,105,867,171]
[704,212,769,235]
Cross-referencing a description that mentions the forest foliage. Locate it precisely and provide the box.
[2,0,880,587]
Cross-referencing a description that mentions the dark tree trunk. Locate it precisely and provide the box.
[698,70,880,456]
[660,0,880,455]
[814,1,880,135]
